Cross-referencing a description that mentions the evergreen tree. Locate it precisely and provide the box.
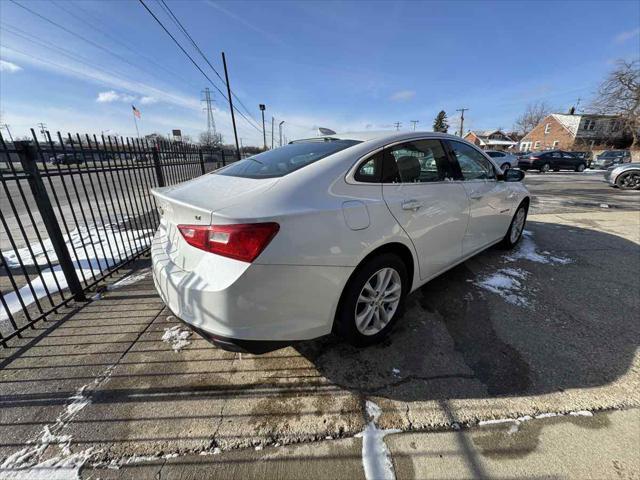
[433,111,449,133]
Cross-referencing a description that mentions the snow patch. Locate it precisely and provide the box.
[0,365,115,479]
[474,268,530,307]
[505,230,571,265]
[1,222,153,323]
[162,326,192,352]
[110,268,152,289]
[356,401,400,480]
[478,410,595,431]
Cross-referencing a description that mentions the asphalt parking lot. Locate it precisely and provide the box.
[0,170,638,479]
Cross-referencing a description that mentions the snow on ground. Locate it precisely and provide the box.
[355,400,401,480]
[161,326,192,352]
[474,268,530,307]
[0,365,116,479]
[0,222,153,323]
[505,230,571,265]
[478,410,594,434]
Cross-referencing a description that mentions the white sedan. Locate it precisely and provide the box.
[151,131,530,353]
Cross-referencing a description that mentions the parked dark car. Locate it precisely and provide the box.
[48,153,84,165]
[518,150,587,172]
[591,150,631,169]
[571,151,593,167]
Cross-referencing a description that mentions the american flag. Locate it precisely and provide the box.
[132,105,141,119]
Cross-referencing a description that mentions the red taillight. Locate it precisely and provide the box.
[178,223,280,263]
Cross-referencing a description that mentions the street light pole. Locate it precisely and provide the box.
[259,104,266,150]
[271,117,274,149]
[279,121,285,147]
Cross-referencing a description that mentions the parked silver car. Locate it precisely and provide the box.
[485,150,518,171]
[604,163,640,190]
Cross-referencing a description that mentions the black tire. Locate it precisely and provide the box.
[553,167,560,172]
[616,171,640,190]
[500,202,529,249]
[501,163,510,171]
[539,163,550,173]
[333,253,408,346]
[575,163,586,172]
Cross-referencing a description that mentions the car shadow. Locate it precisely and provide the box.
[295,220,640,402]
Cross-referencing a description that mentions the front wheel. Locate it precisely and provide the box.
[616,171,640,190]
[334,253,408,346]
[539,163,550,173]
[500,202,528,249]
[501,163,510,172]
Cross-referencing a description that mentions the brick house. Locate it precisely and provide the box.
[463,130,517,151]
[519,113,627,152]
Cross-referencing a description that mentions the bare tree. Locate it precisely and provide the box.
[514,101,553,136]
[590,60,640,147]
[199,131,223,148]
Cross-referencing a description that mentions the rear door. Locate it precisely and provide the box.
[445,140,512,255]
[381,138,469,280]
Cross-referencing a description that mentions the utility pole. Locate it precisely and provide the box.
[201,87,217,136]
[279,121,285,147]
[456,108,469,137]
[221,52,241,161]
[271,117,274,149]
[239,138,243,158]
[410,120,419,131]
[393,121,401,131]
[259,104,267,150]
[37,122,47,141]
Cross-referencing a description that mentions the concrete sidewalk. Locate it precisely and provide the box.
[0,209,638,478]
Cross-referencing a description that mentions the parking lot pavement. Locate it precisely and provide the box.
[0,173,638,478]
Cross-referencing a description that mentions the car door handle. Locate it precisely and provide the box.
[401,200,423,211]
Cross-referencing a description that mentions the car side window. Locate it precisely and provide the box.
[354,151,382,183]
[382,139,452,183]
[447,141,496,181]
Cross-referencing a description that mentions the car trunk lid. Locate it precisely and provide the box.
[151,173,280,270]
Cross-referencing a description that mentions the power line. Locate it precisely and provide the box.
[137,0,261,134]
[155,0,262,131]
[49,0,200,89]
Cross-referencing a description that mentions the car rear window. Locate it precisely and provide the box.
[215,139,361,179]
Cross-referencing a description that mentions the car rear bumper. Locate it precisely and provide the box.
[151,225,352,346]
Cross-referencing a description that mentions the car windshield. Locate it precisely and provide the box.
[601,151,623,158]
[215,139,361,179]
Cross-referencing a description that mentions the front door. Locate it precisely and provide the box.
[381,139,470,280]
[445,140,512,255]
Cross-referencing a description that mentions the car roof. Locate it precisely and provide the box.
[293,130,463,145]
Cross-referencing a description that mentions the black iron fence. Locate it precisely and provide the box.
[0,129,223,347]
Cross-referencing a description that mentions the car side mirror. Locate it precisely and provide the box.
[502,168,525,182]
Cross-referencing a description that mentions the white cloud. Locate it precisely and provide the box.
[390,90,416,102]
[0,60,22,73]
[140,96,158,105]
[614,27,640,43]
[96,90,136,103]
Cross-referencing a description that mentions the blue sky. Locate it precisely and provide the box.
[1,0,639,146]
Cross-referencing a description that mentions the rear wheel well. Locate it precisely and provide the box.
[521,196,530,210]
[353,242,415,292]
[332,242,415,334]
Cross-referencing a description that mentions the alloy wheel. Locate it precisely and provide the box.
[355,267,402,336]
[619,172,640,190]
[510,208,526,244]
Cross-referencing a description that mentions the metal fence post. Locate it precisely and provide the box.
[198,148,206,175]
[152,146,165,187]
[220,149,226,167]
[16,142,86,302]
